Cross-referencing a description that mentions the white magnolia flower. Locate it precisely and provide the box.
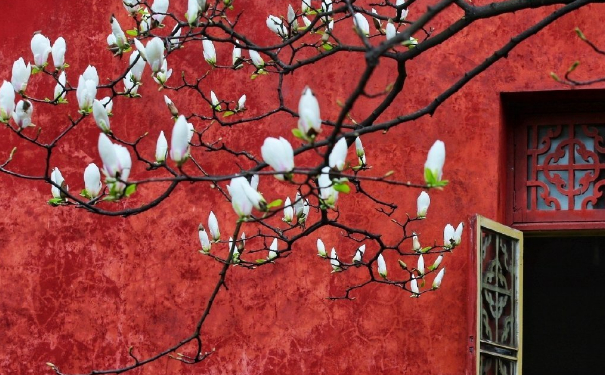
[11,58,31,93]
[123,0,141,14]
[208,211,220,241]
[424,140,446,185]
[283,197,294,223]
[267,15,288,38]
[412,233,421,252]
[237,232,246,251]
[302,16,312,28]
[371,8,382,30]
[130,51,146,82]
[236,94,246,111]
[298,86,321,138]
[51,37,66,69]
[326,20,334,32]
[13,100,34,128]
[261,137,295,180]
[210,91,220,110]
[100,96,113,115]
[433,268,445,289]
[287,5,298,31]
[151,0,169,23]
[353,13,370,36]
[110,15,128,49]
[198,224,211,253]
[302,199,310,221]
[395,0,409,21]
[417,254,425,275]
[227,176,266,217]
[144,37,165,73]
[84,163,102,198]
[232,40,242,67]
[164,95,178,117]
[107,34,117,49]
[321,0,332,15]
[318,166,338,207]
[293,192,304,218]
[31,33,52,68]
[98,133,132,194]
[123,71,139,95]
[249,49,265,68]
[0,81,15,122]
[82,65,99,85]
[386,21,397,40]
[268,238,278,260]
[169,25,182,50]
[410,277,419,295]
[329,137,348,171]
[51,167,66,199]
[187,0,200,25]
[77,74,97,112]
[417,191,430,218]
[377,254,387,278]
[155,130,168,162]
[353,244,365,263]
[330,248,340,271]
[302,0,311,13]
[153,59,172,85]
[228,237,240,263]
[454,222,464,246]
[203,39,216,66]
[170,115,191,165]
[92,99,111,133]
[139,8,152,33]
[53,71,67,101]
[355,137,366,165]
[317,238,327,257]
[250,174,259,191]
[432,254,443,270]
[443,224,455,249]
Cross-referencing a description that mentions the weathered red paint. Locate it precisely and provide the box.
[1,1,605,374]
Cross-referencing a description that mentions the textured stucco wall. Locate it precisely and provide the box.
[1,1,604,374]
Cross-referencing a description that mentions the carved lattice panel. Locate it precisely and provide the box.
[513,111,605,227]
[476,217,522,375]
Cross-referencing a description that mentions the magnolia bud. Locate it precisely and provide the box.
[377,254,387,279]
[317,238,326,258]
[208,211,220,241]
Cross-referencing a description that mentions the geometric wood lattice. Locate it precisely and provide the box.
[476,216,523,375]
[511,107,605,228]
[527,123,605,211]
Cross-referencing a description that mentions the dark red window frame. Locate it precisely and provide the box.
[503,89,605,231]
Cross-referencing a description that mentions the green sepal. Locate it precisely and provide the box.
[256,259,266,264]
[80,189,92,199]
[267,199,283,209]
[333,182,350,193]
[424,168,448,188]
[126,29,138,36]
[250,74,258,80]
[124,184,137,197]
[291,128,304,139]
[222,110,234,117]
[420,246,432,254]
[47,197,65,206]
[322,43,333,51]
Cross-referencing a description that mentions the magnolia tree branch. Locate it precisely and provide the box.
[1,0,602,373]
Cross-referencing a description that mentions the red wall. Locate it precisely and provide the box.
[1,1,604,374]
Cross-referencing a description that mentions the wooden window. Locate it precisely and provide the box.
[476,216,523,375]
[504,90,605,230]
